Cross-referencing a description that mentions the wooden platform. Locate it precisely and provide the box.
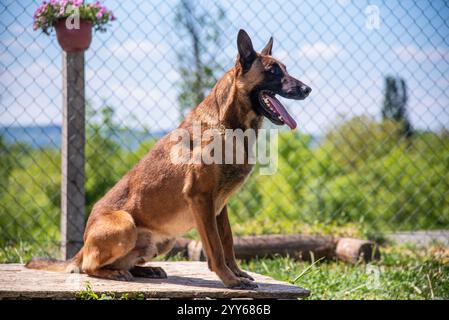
[0,262,309,299]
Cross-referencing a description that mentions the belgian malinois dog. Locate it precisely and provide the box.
[26,30,311,289]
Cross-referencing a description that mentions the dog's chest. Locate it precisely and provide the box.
[215,163,253,213]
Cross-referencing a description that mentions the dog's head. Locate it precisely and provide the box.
[235,29,311,129]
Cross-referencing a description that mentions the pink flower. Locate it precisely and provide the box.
[35,2,48,16]
[33,0,115,33]
[59,0,68,15]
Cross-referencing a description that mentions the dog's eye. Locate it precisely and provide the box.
[270,65,282,76]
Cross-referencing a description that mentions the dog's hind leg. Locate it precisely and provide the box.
[129,266,167,278]
[128,230,174,279]
[81,210,137,281]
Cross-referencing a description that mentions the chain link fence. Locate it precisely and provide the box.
[1,0,449,258]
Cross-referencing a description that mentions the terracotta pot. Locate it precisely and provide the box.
[55,18,92,52]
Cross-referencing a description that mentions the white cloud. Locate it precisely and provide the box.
[101,82,179,131]
[299,42,343,60]
[393,45,448,63]
[273,49,290,62]
[9,24,27,34]
[0,59,62,126]
[109,40,169,61]
[165,69,180,82]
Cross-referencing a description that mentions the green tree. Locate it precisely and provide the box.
[382,76,412,138]
[0,135,13,192]
[85,105,129,213]
[84,104,158,214]
[174,0,226,120]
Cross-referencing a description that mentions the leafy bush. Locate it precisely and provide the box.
[229,116,449,237]
[1,113,448,252]
[0,105,155,249]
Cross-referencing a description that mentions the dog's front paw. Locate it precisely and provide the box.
[130,266,167,279]
[232,268,254,281]
[226,262,255,281]
[111,270,134,281]
[226,277,258,290]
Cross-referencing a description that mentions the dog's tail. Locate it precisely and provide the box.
[25,248,83,273]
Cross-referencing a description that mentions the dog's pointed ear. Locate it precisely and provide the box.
[261,37,273,56]
[237,29,257,72]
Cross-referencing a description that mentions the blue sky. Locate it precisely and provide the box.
[1,0,448,135]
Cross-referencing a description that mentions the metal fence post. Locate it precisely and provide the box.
[61,51,85,259]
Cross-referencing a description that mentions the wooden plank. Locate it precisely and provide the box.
[0,262,309,299]
[61,51,86,260]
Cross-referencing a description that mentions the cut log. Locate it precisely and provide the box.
[232,234,336,261]
[335,237,381,263]
[170,234,380,264]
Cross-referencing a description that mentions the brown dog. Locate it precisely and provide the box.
[26,30,311,289]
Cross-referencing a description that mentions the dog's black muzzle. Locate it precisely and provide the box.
[279,76,312,100]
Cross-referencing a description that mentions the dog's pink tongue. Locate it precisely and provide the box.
[267,96,297,129]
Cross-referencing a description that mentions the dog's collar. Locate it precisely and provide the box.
[203,122,227,135]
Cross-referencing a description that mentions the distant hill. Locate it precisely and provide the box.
[0,125,61,148]
[1,125,322,149]
[0,125,167,149]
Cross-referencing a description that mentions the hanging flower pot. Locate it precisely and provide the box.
[55,18,92,52]
[33,0,115,53]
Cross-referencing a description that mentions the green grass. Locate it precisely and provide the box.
[1,242,447,300]
[76,282,146,300]
[0,241,58,264]
[241,245,449,300]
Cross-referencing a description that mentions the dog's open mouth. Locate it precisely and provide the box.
[258,90,297,129]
